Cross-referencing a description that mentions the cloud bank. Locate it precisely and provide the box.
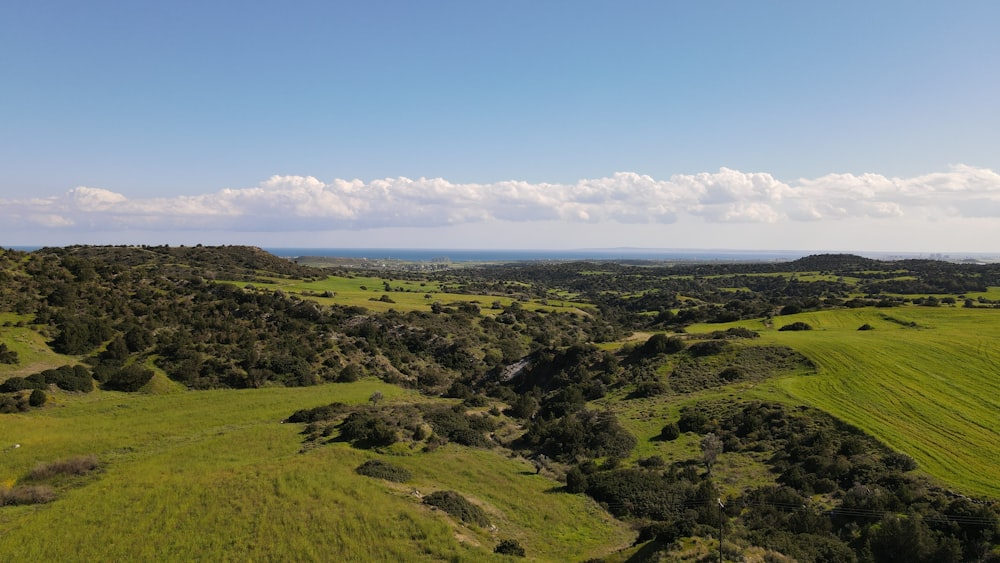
[3,165,1000,236]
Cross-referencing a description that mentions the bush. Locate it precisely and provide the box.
[688,340,727,356]
[778,322,813,331]
[28,389,46,407]
[287,402,351,423]
[643,333,685,355]
[779,304,801,315]
[633,378,668,398]
[677,408,710,433]
[495,539,526,557]
[424,406,495,448]
[423,490,490,527]
[355,459,412,483]
[565,466,588,493]
[638,455,666,468]
[336,364,364,383]
[709,327,761,339]
[0,377,25,393]
[719,366,744,382]
[101,364,154,392]
[338,411,398,447]
[47,365,94,392]
[884,451,918,472]
[660,422,681,441]
[0,485,56,506]
[27,455,100,481]
[0,394,29,413]
[0,342,18,364]
[858,323,874,331]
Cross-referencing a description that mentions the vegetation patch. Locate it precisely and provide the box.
[423,490,491,527]
[667,344,813,393]
[355,459,413,483]
[571,399,1000,561]
[0,485,56,507]
[26,455,101,482]
[778,321,813,331]
[494,538,526,557]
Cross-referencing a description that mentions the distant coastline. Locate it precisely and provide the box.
[4,245,997,263]
[264,247,806,263]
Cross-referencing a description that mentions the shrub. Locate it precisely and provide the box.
[287,402,351,423]
[28,389,46,407]
[495,539,526,557]
[633,378,668,398]
[660,422,681,441]
[0,394,29,413]
[424,406,494,448]
[884,451,918,472]
[48,365,95,392]
[27,455,100,481]
[709,327,760,339]
[355,459,412,483]
[638,455,666,468]
[0,377,25,393]
[779,304,801,315]
[778,322,813,331]
[336,364,363,383]
[584,469,683,520]
[339,411,398,447]
[0,342,18,364]
[643,333,685,355]
[677,408,710,433]
[688,340,727,356]
[719,366,744,382]
[0,485,56,506]
[101,364,154,392]
[565,466,588,493]
[858,323,874,331]
[423,490,490,527]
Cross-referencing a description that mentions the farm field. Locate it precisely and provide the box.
[689,306,1000,498]
[0,381,629,561]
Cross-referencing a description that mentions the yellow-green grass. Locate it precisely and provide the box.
[688,307,1000,499]
[0,381,629,561]
[223,275,588,314]
[963,287,1000,300]
[0,315,77,379]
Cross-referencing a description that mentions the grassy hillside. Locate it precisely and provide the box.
[0,314,76,379]
[689,306,1000,498]
[229,274,590,315]
[0,381,629,561]
[4,248,1000,559]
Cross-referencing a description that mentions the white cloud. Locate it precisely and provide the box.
[2,166,1000,240]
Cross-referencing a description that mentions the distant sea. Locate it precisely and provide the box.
[7,245,992,263]
[4,245,803,261]
[264,247,806,262]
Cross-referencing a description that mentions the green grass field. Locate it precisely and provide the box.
[0,381,630,561]
[224,275,590,315]
[0,314,76,378]
[688,306,1000,498]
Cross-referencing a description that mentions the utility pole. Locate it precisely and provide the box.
[717,497,725,563]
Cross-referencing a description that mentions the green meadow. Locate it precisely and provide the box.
[688,306,1000,498]
[228,275,590,314]
[0,314,75,377]
[0,381,629,561]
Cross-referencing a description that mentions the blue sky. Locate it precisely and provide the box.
[2,1,1000,252]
